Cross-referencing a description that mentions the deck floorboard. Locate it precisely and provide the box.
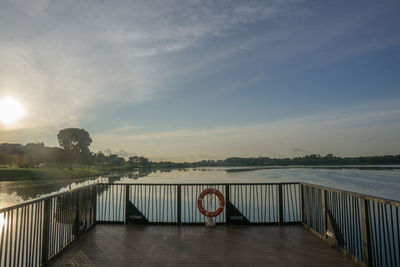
[50,225,358,267]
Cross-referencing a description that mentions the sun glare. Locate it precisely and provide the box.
[0,97,25,124]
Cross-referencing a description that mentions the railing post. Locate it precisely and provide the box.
[278,184,283,224]
[225,185,230,225]
[361,199,372,267]
[94,185,97,224]
[74,190,80,239]
[321,189,327,237]
[42,199,51,266]
[300,184,304,223]
[125,185,130,224]
[177,185,182,225]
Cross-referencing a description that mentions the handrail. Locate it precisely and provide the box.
[300,182,400,207]
[98,182,300,185]
[0,184,97,213]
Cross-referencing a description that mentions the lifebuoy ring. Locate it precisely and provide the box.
[197,188,225,217]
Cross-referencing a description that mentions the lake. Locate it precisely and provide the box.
[1,166,399,209]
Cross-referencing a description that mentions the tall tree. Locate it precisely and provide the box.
[57,128,92,169]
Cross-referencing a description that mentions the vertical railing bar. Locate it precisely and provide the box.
[28,205,34,266]
[351,197,356,257]
[156,185,161,223]
[108,185,111,221]
[61,195,66,250]
[168,186,172,223]
[142,185,145,221]
[33,203,39,266]
[152,185,155,223]
[353,197,360,259]
[55,197,60,253]
[321,189,327,236]
[377,202,383,266]
[125,185,129,224]
[186,186,189,224]
[310,188,313,228]
[16,207,24,267]
[182,186,186,223]
[37,202,42,265]
[23,206,29,267]
[170,186,173,223]
[191,185,194,223]
[145,186,148,221]
[384,204,393,267]
[42,199,50,266]
[380,203,388,266]
[255,185,259,222]
[289,185,294,221]
[396,206,400,267]
[243,185,247,221]
[338,193,343,246]
[343,194,351,253]
[11,208,19,267]
[69,193,73,243]
[0,212,6,267]
[101,185,104,221]
[389,206,397,267]
[372,202,380,267]
[225,185,230,225]
[177,185,181,225]
[157,185,160,223]
[263,185,266,223]
[278,184,283,224]
[361,198,372,267]
[252,185,255,222]
[352,197,356,257]
[114,186,117,221]
[4,210,11,267]
[162,186,166,223]
[290,185,295,221]
[356,198,363,260]
[240,185,243,219]
[270,185,273,222]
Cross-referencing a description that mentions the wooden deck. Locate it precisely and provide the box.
[50,225,357,267]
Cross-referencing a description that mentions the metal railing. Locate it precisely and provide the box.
[0,185,97,267]
[301,183,400,267]
[0,182,399,266]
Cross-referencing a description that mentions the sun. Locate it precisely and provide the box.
[0,97,25,124]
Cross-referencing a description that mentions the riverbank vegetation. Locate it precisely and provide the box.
[1,129,400,180]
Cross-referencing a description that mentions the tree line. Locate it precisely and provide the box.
[1,128,399,170]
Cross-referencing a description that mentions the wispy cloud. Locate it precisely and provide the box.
[92,101,400,161]
[0,0,304,130]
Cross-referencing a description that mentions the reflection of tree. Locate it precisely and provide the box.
[55,193,77,224]
[54,187,96,229]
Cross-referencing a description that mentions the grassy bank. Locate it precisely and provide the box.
[0,167,108,182]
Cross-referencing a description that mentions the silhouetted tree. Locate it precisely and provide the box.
[57,128,92,169]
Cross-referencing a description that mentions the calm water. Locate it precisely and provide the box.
[1,167,400,209]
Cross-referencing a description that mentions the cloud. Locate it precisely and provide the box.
[91,101,400,161]
[0,0,305,131]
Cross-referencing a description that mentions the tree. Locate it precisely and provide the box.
[57,128,92,169]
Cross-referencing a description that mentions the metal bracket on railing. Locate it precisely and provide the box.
[226,201,250,225]
[125,201,149,224]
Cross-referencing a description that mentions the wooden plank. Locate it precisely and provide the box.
[49,225,358,267]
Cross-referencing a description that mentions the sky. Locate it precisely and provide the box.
[0,0,400,161]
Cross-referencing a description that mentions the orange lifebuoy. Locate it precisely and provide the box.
[197,188,225,217]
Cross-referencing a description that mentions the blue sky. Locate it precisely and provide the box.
[0,0,400,161]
